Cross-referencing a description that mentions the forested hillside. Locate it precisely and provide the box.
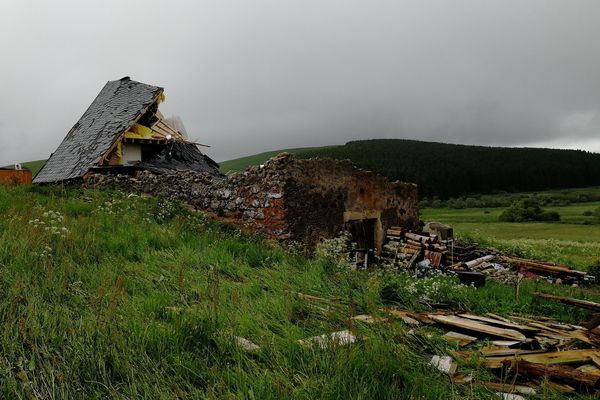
[298,139,600,198]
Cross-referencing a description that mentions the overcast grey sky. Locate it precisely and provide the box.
[1,0,600,164]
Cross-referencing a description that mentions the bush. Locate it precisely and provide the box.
[588,261,600,284]
[430,199,443,208]
[499,198,561,222]
[583,210,594,216]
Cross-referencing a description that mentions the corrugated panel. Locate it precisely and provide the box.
[33,77,163,183]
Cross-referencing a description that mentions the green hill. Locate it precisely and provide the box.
[222,139,600,199]
[218,147,329,173]
[0,184,597,398]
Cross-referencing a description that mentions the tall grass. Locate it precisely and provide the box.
[0,185,598,399]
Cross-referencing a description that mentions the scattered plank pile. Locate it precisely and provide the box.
[385,293,600,395]
[381,227,450,268]
[380,227,594,285]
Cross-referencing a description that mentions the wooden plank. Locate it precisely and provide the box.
[540,380,575,394]
[502,256,584,276]
[458,313,538,332]
[532,292,600,312]
[486,313,512,323]
[428,314,527,341]
[480,381,536,395]
[443,331,477,347]
[483,349,600,369]
[385,309,425,325]
[464,255,494,269]
[480,347,546,357]
[508,360,600,388]
[492,340,522,347]
[577,364,600,376]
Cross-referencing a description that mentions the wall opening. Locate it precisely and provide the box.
[346,218,378,267]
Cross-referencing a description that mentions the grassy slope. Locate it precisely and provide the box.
[0,185,598,399]
[219,147,328,173]
[421,202,600,269]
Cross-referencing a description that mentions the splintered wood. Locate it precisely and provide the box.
[386,292,600,395]
[380,227,594,285]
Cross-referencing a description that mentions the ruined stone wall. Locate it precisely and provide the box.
[273,155,420,252]
[84,153,420,252]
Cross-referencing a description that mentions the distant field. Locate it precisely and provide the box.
[422,203,600,270]
[218,146,328,173]
[1,159,46,176]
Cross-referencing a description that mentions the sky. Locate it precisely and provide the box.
[1,0,600,165]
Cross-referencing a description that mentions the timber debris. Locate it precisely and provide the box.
[380,226,594,285]
[385,298,600,395]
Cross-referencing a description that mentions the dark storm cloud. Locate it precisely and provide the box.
[1,0,600,165]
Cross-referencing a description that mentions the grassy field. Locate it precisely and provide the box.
[219,147,329,174]
[0,184,598,398]
[422,202,600,270]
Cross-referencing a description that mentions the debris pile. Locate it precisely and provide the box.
[379,227,594,285]
[384,293,600,395]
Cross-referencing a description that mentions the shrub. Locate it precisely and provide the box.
[430,199,443,208]
[499,198,560,222]
[588,261,600,284]
[583,210,594,216]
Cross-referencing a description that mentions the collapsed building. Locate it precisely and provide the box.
[36,77,420,254]
[86,153,421,254]
[33,77,220,184]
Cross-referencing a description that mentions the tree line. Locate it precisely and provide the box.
[299,139,600,199]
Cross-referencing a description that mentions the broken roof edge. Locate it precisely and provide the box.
[93,88,166,167]
[33,77,164,184]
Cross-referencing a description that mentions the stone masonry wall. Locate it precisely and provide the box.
[84,153,420,252]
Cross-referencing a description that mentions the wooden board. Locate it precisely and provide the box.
[443,331,477,347]
[533,292,600,312]
[483,349,600,369]
[480,381,536,395]
[458,313,538,333]
[428,314,527,341]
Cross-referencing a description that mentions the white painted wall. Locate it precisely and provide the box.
[122,144,142,164]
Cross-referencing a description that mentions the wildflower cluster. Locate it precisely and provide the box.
[95,198,123,215]
[380,271,474,305]
[29,210,70,238]
[152,198,185,224]
[315,231,352,263]
[32,245,53,259]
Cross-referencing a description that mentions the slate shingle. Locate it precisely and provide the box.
[33,78,163,183]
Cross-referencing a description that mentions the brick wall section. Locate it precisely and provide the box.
[84,153,420,252]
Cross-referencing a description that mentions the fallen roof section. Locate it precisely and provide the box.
[33,77,221,184]
[34,77,163,183]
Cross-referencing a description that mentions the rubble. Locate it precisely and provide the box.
[379,226,594,285]
[85,153,420,253]
[298,330,357,349]
[386,297,600,395]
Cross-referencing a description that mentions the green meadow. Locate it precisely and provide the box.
[421,201,600,270]
[0,184,598,399]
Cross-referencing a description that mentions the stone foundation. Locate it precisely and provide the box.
[84,153,420,253]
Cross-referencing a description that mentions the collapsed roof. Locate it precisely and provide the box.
[34,77,220,183]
